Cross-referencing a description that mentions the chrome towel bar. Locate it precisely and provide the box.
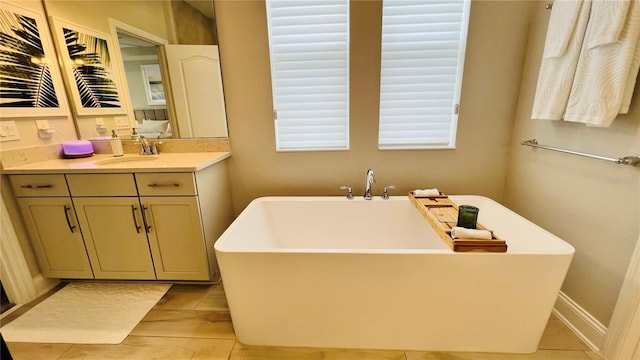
[520,139,640,167]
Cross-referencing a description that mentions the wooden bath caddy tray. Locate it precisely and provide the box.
[408,192,508,252]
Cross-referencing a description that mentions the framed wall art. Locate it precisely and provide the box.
[141,64,166,106]
[0,1,69,117]
[51,18,126,116]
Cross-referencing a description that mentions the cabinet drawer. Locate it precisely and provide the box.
[9,175,69,197]
[136,173,196,196]
[66,174,137,196]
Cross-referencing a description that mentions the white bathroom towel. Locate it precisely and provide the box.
[621,31,640,113]
[412,188,440,197]
[531,0,592,120]
[564,0,640,127]
[543,0,585,58]
[585,0,631,49]
[451,227,493,240]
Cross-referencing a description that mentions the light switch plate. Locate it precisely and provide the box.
[115,116,131,130]
[0,121,20,141]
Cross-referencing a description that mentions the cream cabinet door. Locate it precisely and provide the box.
[17,198,93,279]
[72,197,156,280]
[142,196,210,281]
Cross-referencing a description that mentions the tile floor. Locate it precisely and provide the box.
[1,283,603,360]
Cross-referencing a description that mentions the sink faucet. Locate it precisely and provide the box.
[139,137,151,155]
[364,169,375,200]
[139,137,148,154]
[138,137,161,155]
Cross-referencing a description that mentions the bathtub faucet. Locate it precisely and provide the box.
[364,169,376,200]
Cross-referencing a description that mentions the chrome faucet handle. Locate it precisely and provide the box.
[150,141,163,155]
[382,185,396,200]
[339,186,354,199]
[139,136,151,155]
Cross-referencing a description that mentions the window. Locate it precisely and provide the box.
[266,0,350,151]
[378,0,470,149]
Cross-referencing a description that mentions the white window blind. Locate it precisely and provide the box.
[266,0,349,151]
[378,0,470,149]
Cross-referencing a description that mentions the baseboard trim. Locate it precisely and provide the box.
[0,303,23,320]
[553,291,607,353]
[32,275,59,298]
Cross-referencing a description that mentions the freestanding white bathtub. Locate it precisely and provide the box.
[214,196,574,353]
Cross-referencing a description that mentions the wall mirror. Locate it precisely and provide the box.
[114,26,171,139]
[41,0,228,140]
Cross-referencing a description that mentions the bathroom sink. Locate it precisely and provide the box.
[94,155,160,165]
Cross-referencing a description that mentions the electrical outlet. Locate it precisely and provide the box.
[95,117,107,133]
[35,119,49,130]
[35,119,55,138]
[115,116,131,130]
[0,121,20,141]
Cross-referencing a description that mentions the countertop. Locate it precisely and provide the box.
[1,152,231,174]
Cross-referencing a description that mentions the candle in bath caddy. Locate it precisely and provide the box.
[457,205,479,229]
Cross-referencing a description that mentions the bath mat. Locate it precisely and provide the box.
[0,282,170,344]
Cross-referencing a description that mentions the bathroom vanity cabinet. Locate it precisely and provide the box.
[7,155,232,282]
[11,175,94,279]
[133,172,216,281]
[67,174,156,280]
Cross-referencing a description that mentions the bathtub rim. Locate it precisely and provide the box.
[214,195,575,256]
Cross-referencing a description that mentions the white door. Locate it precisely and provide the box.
[164,44,228,138]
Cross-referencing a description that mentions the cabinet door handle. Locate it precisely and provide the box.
[147,183,180,188]
[63,205,76,233]
[131,205,142,234]
[21,184,53,189]
[141,205,151,233]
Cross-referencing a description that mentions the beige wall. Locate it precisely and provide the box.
[215,0,536,212]
[504,5,640,326]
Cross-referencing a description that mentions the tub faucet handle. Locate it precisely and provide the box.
[382,185,396,200]
[339,186,354,199]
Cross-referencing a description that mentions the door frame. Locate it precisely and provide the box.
[108,18,171,133]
